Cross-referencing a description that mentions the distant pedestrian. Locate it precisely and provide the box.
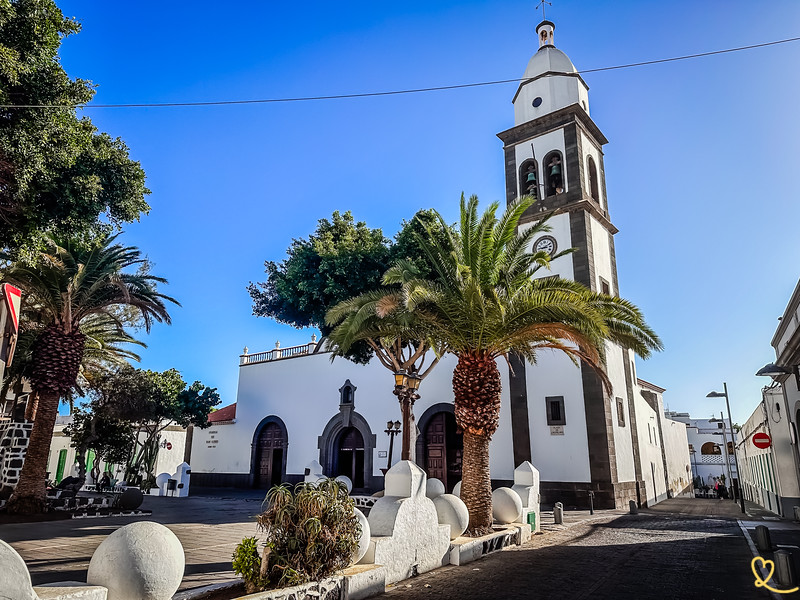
[98,473,111,493]
[714,479,721,500]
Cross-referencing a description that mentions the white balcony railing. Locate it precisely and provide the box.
[240,337,319,366]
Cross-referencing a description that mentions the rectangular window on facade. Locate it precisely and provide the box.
[600,277,611,296]
[648,424,652,444]
[616,397,625,427]
[546,396,566,426]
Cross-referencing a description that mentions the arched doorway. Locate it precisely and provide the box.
[421,410,463,493]
[252,417,288,489]
[336,427,365,489]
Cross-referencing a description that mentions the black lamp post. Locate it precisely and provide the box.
[707,383,746,514]
[384,420,402,470]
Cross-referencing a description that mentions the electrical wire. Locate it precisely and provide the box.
[1,35,799,109]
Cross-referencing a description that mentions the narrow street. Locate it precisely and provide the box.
[385,501,774,600]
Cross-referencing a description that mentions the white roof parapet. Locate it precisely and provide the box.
[239,336,323,366]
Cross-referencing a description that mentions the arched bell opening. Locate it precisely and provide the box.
[519,158,540,200]
[543,151,564,197]
[587,156,599,201]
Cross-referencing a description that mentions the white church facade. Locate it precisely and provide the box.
[190,19,692,509]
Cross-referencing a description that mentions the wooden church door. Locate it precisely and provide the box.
[425,412,463,492]
[255,422,285,489]
[336,427,365,489]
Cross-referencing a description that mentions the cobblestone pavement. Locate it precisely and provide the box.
[1,491,265,591]
[384,511,771,600]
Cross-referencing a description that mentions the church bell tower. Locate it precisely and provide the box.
[498,19,643,509]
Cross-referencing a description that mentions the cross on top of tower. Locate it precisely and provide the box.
[536,0,552,21]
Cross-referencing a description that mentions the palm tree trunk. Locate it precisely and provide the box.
[452,352,502,536]
[461,430,493,535]
[6,391,60,514]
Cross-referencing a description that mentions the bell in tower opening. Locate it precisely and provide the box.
[525,164,538,198]
[546,153,563,195]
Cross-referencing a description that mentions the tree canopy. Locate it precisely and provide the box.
[0,0,149,255]
[249,209,442,363]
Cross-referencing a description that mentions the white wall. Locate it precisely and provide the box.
[46,417,187,485]
[661,416,692,497]
[525,352,590,483]
[633,394,668,505]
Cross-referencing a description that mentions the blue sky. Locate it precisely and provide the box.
[56,1,800,424]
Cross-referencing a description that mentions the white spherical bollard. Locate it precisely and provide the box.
[87,521,185,600]
[0,539,37,600]
[425,477,446,499]
[335,475,353,494]
[492,487,523,524]
[433,494,469,540]
[352,507,371,564]
[453,481,461,497]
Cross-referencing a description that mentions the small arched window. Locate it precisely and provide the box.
[587,156,599,201]
[543,151,564,197]
[339,379,356,406]
[518,159,539,199]
[701,442,721,455]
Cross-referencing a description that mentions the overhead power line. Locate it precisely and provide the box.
[2,35,799,109]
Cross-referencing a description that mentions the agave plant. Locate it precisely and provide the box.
[233,479,361,592]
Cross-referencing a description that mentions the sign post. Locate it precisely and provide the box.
[0,283,22,382]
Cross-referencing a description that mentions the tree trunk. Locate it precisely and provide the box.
[461,430,493,535]
[452,352,502,536]
[6,391,60,514]
[8,325,84,513]
[398,391,418,463]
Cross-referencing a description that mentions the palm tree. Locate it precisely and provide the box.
[325,287,444,462]
[386,194,662,535]
[0,234,176,513]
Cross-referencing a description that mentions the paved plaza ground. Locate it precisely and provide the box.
[1,492,797,598]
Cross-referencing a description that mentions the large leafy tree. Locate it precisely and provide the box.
[63,407,135,483]
[0,0,149,254]
[388,194,662,535]
[93,365,220,487]
[0,234,176,513]
[249,210,440,363]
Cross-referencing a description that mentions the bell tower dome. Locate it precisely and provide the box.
[513,20,590,126]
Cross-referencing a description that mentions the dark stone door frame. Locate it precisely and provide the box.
[318,409,377,491]
[249,415,288,488]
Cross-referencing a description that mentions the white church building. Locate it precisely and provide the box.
[190,19,691,509]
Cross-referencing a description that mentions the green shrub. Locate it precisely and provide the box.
[232,479,361,592]
[232,536,267,593]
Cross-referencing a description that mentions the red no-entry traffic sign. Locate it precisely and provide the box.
[753,432,772,449]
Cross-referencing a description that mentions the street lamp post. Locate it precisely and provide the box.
[384,420,402,470]
[707,383,746,514]
[393,370,421,462]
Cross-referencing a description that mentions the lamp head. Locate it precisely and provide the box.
[394,420,402,430]
[387,421,394,430]
[756,363,792,377]
[706,391,726,398]
[394,370,407,388]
